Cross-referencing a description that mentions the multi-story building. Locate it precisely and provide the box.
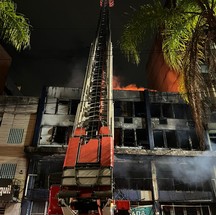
[0,96,38,215]
[23,86,216,215]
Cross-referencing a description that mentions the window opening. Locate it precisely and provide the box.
[114,101,122,117]
[114,128,122,146]
[134,101,146,117]
[173,104,186,119]
[123,129,135,147]
[57,100,69,114]
[52,126,72,144]
[153,130,164,148]
[124,117,133,123]
[69,100,79,115]
[162,103,173,118]
[150,103,161,118]
[136,129,149,149]
[166,131,177,148]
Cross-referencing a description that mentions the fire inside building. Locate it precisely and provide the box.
[0,0,216,215]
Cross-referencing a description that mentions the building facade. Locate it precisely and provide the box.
[0,96,38,215]
[22,86,216,215]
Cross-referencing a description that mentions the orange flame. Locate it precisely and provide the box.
[113,76,145,91]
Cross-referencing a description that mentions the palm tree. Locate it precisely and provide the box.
[0,0,30,51]
[120,0,216,150]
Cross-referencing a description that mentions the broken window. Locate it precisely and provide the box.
[114,101,122,117]
[123,129,135,147]
[185,105,193,120]
[52,126,72,144]
[173,104,186,119]
[114,128,122,146]
[188,130,199,149]
[114,161,152,190]
[153,130,164,148]
[136,129,149,149]
[45,98,57,114]
[124,117,133,123]
[162,103,173,118]
[176,130,191,150]
[57,100,69,114]
[122,101,133,117]
[69,99,79,115]
[134,101,146,117]
[166,130,178,148]
[150,103,161,118]
[39,126,72,145]
[176,130,199,150]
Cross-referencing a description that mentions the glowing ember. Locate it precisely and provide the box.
[113,75,145,91]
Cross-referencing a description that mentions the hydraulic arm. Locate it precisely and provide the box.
[48,1,115,215]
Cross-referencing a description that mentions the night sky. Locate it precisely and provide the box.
[6,0,153,96]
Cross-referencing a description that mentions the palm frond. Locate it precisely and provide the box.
[120,0,164,64]
[0,0,31,50]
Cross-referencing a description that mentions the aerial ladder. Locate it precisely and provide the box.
[47,1,130,215]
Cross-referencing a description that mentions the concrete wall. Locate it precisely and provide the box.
[146,37,180,92]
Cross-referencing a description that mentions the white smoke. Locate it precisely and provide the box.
[158,154,214,185]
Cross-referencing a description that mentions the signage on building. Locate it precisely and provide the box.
[0,179,13,201]
[131,206,154,215]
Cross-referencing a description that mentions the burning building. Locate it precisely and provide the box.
[21,86,216,215]
[1,0,216,214]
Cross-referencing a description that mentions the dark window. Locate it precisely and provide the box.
[173,104,186,119]
[189,130,199,149]
[166,130,178,148]
[70,100,79,115]
[174,179,187,191]
[114,101,133,117]
[202,206,210,215]
[136,129,149,149]
[176,130,191,150]
[114,101,122,117]
[124,117,133,123]
[162,103,173,118]
[122,101,133,117]
[158,178,174,191]
[123,130,135,147]
[153,130,164,148]
[186,105,193,120]
[175,207,184,215]
[114,128,122,146]
[53,126,72,144]
[186,207,197,215]
[115,178,129,189]
[150,103,161,118]
[134,101,146,117]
